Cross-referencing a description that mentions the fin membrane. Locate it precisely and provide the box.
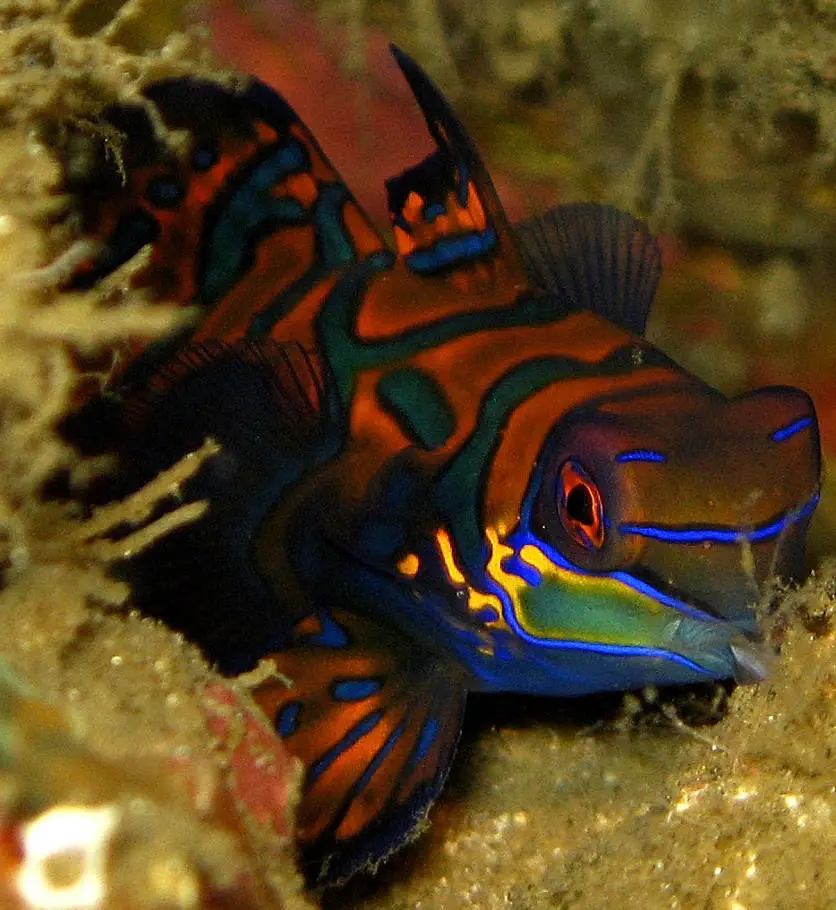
[67,75,385,344]
[121,337,325,448]
[514,203,662,335]
[105,338,332,670]
[254,607,467,885]
[386,46,522,279]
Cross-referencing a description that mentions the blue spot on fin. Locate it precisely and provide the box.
[307,612,349,649]
[254,607,467,886]
[514,203,661,335]
[332,678,383,701]
[276,701,302,737]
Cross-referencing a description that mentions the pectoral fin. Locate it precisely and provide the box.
[253,607,467,885]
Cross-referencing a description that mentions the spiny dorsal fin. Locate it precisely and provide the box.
[514,203,662,335]
[386,46,522,279]
[67,75,386,344]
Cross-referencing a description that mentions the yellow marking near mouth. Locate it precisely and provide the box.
[396,552,420,577]
[435,527,510,632]
[435,528,466,585]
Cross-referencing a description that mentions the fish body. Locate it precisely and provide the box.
[68,49,821,884]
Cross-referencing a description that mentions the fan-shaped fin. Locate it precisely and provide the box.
[99,338,334,672]
[514,203,662,335]
[254,607,467,885]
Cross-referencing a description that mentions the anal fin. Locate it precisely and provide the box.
[253,607,466,885]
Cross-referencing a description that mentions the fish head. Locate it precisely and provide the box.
[485,381,821,693]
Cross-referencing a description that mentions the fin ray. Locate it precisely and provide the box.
[514,203,662,335]
[253,607,466,885]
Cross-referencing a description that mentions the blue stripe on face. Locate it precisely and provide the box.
[772,416,813,442]
[492,524,718,669]
[332,678,383,701]
[615,449,667,463]
[619,491,820,544]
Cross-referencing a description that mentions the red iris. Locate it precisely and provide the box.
[556,459,605,550]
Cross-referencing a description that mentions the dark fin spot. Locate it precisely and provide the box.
[192,143,219,172]
[145,174,186,209]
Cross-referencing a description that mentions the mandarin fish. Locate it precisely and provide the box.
[66,48,821,885]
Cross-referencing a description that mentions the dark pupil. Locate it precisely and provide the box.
[566,484,593,525]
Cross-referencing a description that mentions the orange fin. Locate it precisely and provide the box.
[67,77,386,346]
[253,608,466,885]
[386,46,527,287]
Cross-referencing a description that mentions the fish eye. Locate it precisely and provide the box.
[557,459,605,550]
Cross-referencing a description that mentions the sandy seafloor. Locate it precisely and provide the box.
[0,2,834,909]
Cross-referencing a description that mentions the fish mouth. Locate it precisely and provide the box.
[729,635,772,683]
[622,568,774,682]
[617,562,766,636]
[658,607,773,684]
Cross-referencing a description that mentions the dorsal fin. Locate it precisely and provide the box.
[514,203,662,335]
[66,75,386,348]
[386,46,524,280]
